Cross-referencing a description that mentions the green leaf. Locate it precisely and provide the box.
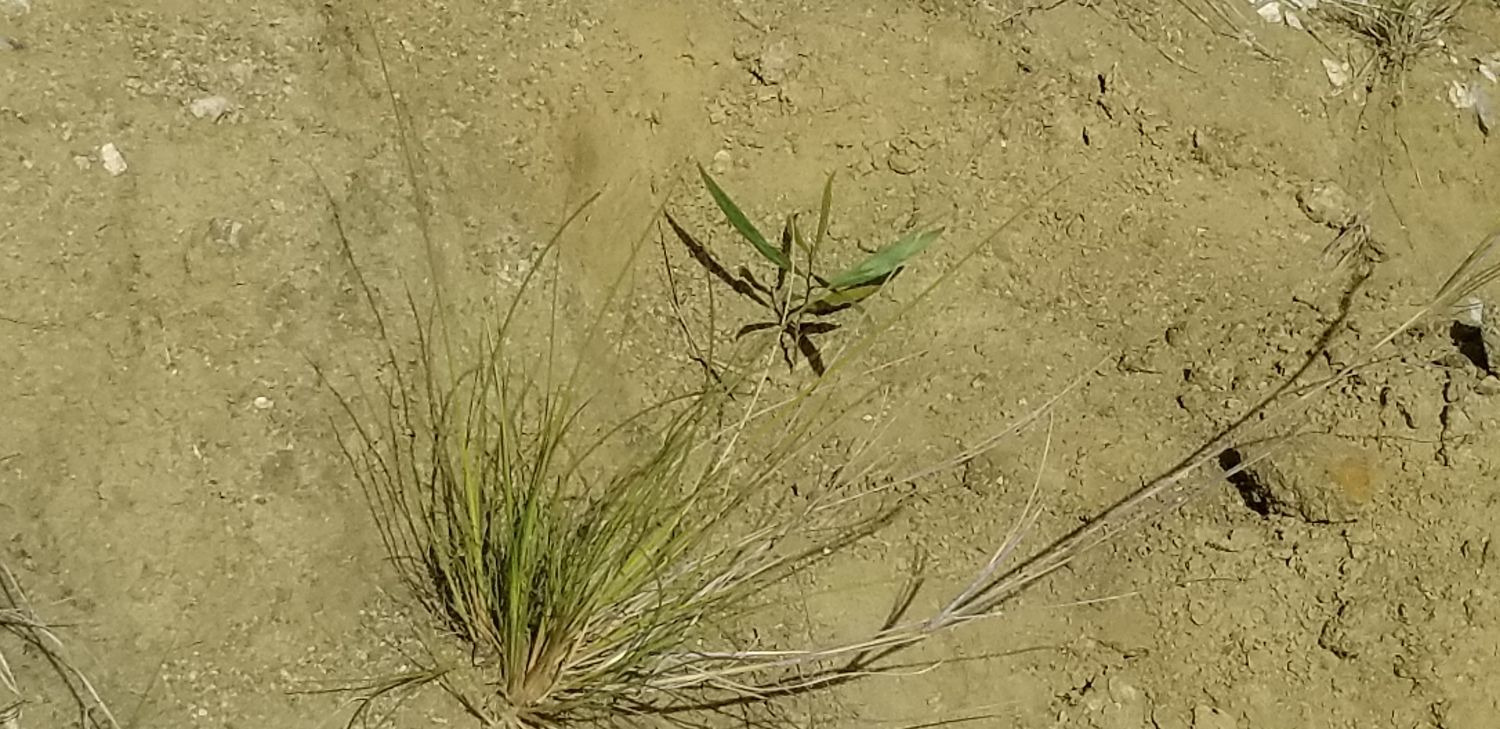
[824,227,943,291]
[697,163,791,271]
[790,174,835,260]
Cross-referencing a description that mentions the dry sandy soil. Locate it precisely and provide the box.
[4,0,1500,727]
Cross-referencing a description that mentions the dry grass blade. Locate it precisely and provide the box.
[938,229,1500,624]
[724,229,1500,681]
[0,564,120,729]
[1432,232,1500,309]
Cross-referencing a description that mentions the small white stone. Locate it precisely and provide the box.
[253,396,274,410]
[189,95,233,121]
[1321,58,1350,89]
[100,143,127,176]
[1476,86,1496,136]
[1480,53,1500,83]
[1455,296,1484,327]
[1450,80,1477,110]
[710,149,732,173]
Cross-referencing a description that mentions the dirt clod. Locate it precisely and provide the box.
[886,149,919,175]
[1297,181,1358,229]
[752,39,799,85]
[1191,705,1237,729]
[1226,437,1374,523]
[190,95,234,121]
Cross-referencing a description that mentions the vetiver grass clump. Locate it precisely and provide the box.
[322,195,908,727]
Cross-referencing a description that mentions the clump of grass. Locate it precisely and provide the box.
[320,190,904,726]
[0,564,119,729]
[1322,0,1468,81]
[317,160,1085,724]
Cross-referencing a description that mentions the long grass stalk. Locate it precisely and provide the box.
[0,564,119,729]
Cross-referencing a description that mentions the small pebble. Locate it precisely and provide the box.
[100,143,128,176]
[1454,296,1483,327]
[1164,322,1192,348]
[189,95,233,122]
[887,150,919,175]
[710,149,732,174]
[207,218,247,248]
[253,396,274,410]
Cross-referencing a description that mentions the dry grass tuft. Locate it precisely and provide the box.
[320,190,908,726]
[1321,0,1469,81]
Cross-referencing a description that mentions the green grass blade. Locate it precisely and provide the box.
[824,227,943,291]
[790,215,810,256]
[697,163,791,271]
[814,172,834,254]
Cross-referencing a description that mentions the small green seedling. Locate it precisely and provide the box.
[667,163,942,375]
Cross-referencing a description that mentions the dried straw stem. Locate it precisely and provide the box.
[0,564,119,729]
